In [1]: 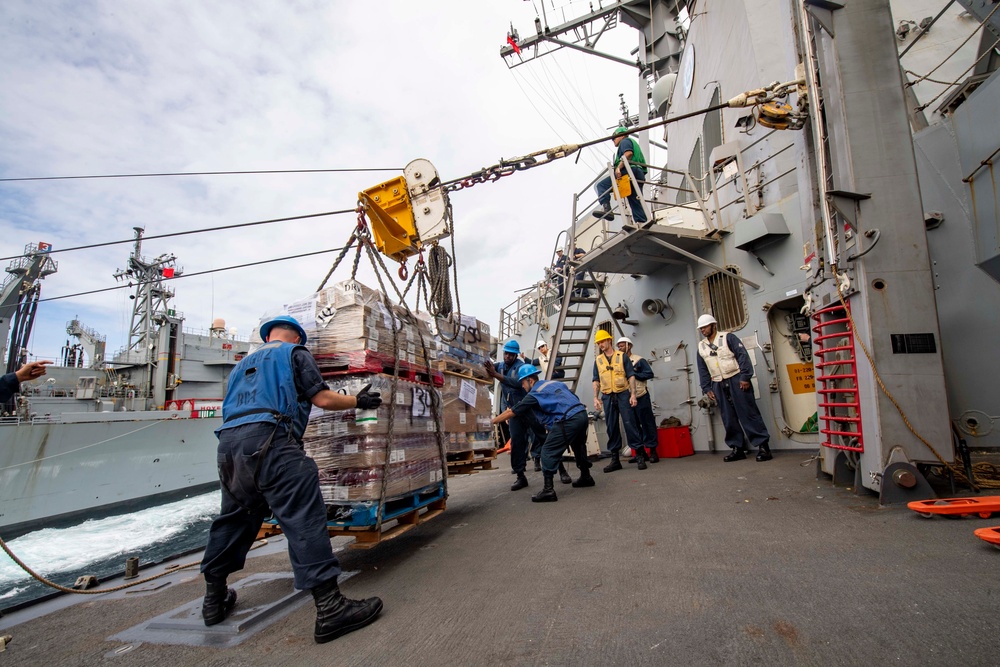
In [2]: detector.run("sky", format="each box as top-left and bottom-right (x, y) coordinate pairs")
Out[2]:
(0, 0), (644, 364)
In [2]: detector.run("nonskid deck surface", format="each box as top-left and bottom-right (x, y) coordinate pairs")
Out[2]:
(2, 451), (998, 666)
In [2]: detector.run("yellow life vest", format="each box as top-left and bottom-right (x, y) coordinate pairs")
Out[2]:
(698, 332), (741, 382)
(597, 350), (629, 394)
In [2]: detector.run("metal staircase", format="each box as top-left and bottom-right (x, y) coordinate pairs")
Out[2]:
(545, 268), (622, 392)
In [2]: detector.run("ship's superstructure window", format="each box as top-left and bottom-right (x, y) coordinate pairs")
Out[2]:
(703, 87), (723, 171)
(596, 320), (614, 338)
(701, 266), (748, 331)
(677, 136), (703, 204)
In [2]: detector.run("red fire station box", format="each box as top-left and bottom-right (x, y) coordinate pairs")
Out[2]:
(657, 426), (694, 458)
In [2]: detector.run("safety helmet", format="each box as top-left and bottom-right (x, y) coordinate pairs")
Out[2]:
(616, 336), (632, 346)
(613, 126), (630, 136)
(697, 314), (717, 328)
(594, 330), (612, 343)
(517, 364), (541, 382)
(259, 315), (308, 345)
(502, 340), (521, 354)
(536, 340), (547, 349)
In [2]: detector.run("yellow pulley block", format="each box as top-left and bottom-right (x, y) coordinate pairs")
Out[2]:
(361, 159), (450, 264)
(361, 176), (419, 263)
(757, 101), (793, 130)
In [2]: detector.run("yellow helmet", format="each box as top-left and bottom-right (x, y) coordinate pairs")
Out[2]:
(594, 330), (613, 343)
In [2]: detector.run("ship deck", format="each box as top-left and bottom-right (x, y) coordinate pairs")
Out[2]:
(2, 450), (997, 666)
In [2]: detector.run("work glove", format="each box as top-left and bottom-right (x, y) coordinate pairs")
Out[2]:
(355, 383), (382, 410)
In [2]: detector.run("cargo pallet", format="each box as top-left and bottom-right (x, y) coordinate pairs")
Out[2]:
(436, 358), (490, 382)
(446, 448), (498, 475)
(257, 482), (446, 548)
(315, 349), (444, 386)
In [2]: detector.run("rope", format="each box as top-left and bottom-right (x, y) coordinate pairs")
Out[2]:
(427, 245), (453, 317)
(0, 532), (268, 595)
(835, 287), (1000, 489)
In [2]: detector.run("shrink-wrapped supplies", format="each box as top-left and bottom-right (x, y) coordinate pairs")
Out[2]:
(281, 279), (495, 517)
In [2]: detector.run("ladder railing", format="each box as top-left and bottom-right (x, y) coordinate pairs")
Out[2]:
(812, 303), (864, 452)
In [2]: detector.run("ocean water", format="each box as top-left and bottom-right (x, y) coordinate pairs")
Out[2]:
(0, 491), (221, 611)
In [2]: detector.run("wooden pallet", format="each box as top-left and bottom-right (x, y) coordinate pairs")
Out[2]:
(446, 448), (497, 475)
(257, 497), (447, 549)
(333, 498), (447, 549)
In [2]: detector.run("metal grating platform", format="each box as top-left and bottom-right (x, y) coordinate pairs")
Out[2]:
(574, 223), (720, 276)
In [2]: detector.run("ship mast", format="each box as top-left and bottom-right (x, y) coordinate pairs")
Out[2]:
(113, 228), (183, 403)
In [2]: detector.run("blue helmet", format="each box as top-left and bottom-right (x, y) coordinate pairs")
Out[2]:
(259, 315), (308, 345)
(517, 364), (541, 382)
(502, 340), (520, 354)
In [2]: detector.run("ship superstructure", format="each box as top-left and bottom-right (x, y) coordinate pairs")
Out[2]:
(499, 0), (1000, 502)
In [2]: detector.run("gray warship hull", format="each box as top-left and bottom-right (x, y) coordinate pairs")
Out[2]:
(0, 409), (222, 538)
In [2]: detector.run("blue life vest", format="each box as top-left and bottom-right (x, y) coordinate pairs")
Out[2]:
(498, 358), (527, 409)
(218, 341), (312, 441)
(530, 380), (586, 428)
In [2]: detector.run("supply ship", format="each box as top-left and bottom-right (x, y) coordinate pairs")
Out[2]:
(0, 229), (249, 537)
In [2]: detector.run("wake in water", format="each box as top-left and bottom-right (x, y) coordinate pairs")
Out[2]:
(0, 490), (221, 609)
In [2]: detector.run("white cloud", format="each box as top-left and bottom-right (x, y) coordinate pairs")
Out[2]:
(1, 0), (640, 362)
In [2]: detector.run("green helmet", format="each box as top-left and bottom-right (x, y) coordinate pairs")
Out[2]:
(613, 127), (630, 136)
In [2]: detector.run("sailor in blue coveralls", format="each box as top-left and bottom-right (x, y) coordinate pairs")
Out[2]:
(492, 365), (595, 502)
(199, 315), (385, 644)
(484, 340), (533, 492)
(695, 314), (772, 462)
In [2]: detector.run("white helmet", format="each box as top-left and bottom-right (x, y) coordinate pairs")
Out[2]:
(536, 340), (547, 349)
(697, 314), (717, 328)
(616, 336), (632, 346)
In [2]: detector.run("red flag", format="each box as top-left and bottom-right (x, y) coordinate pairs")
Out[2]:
(162, 267), (175, 278)
(507, 34), (521, 55)
(37, 242), (52, 252)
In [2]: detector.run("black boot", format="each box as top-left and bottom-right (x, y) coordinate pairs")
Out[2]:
(533, 457), (542, 472)
(531, 473), (558, 502)
(312, 578), (383, 644)
(572, 469), (596, 488)
(603, 452), (622, 473)
(636, 447), (648, 470)
(558, 463), (573, 484)
(723, 448), (747, 462)
(756, 444), (773, 462)
(648, 447), (660, 463)
(627, 451), (638, 463)
(510, 472), (529, 491)
(202, 579), (237, 627)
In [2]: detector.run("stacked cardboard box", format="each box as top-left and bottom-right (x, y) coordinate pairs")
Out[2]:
(284, 280), (495, 511)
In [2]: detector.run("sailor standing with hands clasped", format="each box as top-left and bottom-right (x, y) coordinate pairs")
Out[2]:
(695, 314), (772, 462)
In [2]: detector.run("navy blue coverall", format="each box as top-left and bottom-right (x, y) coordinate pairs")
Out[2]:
(593, 353), (642, 455)
(201, 345), (341, 591)
(0, 372), (21, 404)
(496, 358), (531, 474)
(631, 356), (659, 451)
(512, 380), (592, 476)
(696, 333), (770, 451)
